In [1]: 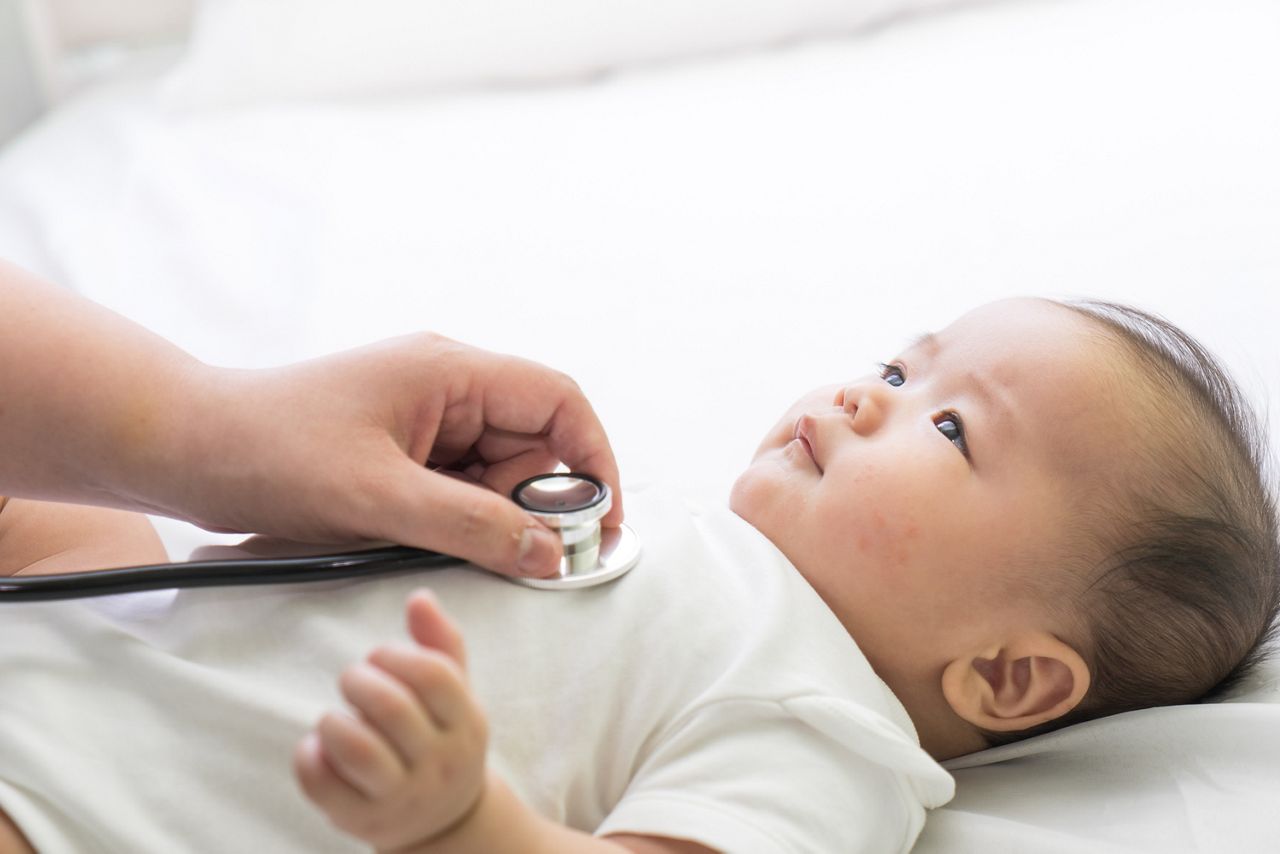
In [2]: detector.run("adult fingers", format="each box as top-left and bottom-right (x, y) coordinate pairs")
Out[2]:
(468, 426), (546, 463)
(545, 391), (624, 527)
(467, 355), (624, 527)
(464, 435), (621, 529)
(380, 463), (563, 578)
(472, 447), (563, 503)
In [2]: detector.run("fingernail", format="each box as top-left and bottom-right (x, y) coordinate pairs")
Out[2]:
(518, 524), (561, 577)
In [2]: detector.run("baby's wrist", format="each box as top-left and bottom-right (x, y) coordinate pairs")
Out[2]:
(392, 774), (490, 854)
(386, 771), (539, 854)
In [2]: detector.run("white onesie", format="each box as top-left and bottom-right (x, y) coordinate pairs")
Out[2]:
(0, 486), (954, 852)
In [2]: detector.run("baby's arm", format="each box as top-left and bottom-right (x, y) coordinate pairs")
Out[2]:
(295, 590), (713, 854)
(0, 497), (168, 577)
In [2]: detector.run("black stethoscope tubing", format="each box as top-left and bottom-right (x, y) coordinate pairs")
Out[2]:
(0, 546), (461, 602)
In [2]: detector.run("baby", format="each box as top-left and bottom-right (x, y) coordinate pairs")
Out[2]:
(0, 297), (1275, 854)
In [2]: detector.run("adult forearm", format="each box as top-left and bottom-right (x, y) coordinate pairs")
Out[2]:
(0, 261), (208, 514)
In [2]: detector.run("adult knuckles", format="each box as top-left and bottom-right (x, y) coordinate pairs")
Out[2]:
(552, 367), (584, 398)
(496, 351), (581, 398)
(402, 329), (452, 354)
(452, 491), (502, 554)
(414, 332), (474, 374)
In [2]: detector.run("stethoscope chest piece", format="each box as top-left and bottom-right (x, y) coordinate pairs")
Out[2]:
(508, 473), (641, 590)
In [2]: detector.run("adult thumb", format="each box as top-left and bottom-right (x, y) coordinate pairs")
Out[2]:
(383, 464), (563, 578)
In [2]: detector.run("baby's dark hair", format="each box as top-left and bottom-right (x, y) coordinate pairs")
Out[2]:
(981, 299), (1280, 749)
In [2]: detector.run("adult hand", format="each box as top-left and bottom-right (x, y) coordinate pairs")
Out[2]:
(171, 333), (623, 579)
(1, 263), (619, 578)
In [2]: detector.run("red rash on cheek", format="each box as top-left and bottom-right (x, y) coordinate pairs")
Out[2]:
(895, 520), (920, 568)
(851, 510), (918, 571)
(889, 526), (914, 570)
(854, 510), (887, 552)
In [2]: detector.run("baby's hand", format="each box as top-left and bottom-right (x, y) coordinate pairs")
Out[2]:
(294, 590), (488, 852)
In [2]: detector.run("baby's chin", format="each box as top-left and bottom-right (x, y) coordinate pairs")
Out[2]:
(727, 466), (759, 524)
(728, 458), (787, 534)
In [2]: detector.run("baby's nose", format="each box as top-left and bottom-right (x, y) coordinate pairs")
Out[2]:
(835, 382), (891, 436)
(834, 388), (858, 417)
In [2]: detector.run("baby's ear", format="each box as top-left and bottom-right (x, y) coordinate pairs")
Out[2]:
(940, 632), (1090, 733)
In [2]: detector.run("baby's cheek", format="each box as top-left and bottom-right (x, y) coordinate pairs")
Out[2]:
(819, 479), (922, 580)
(856, 510), (920, 575)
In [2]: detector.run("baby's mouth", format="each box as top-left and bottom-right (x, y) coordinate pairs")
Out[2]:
(793, 416), (823, 474)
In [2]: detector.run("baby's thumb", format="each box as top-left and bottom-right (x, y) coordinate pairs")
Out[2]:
(385, 463), (563, 579)
(406, 589), (467, 671)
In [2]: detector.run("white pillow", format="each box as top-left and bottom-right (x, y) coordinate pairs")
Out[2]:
(162, 0), (981, 106)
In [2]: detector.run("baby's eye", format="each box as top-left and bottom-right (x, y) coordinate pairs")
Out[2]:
(877, 362), (906, 387)
(934, 412), (969, 457)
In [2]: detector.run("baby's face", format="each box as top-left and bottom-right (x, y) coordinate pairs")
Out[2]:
(731, 298), (1129, 691)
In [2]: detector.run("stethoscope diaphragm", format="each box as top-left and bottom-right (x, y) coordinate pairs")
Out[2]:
(508, 473), (641, 590)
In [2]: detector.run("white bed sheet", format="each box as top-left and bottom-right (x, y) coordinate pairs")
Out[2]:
(1, 0), (1278, 851)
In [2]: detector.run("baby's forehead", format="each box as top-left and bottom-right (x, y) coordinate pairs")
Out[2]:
(912, 304), (1071, 393)
(934, 298), (1093, 358)
(929, 300), (1120, 385)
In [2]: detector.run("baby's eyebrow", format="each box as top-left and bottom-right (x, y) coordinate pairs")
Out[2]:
(905, 331), (941, 357)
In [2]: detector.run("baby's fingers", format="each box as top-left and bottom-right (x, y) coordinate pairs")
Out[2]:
(293, 731), (367, 820)
(367, 644), (470, 731)
(339, 662), (436, 766)
(406, 589), (467, 670)
(314, 710), (406, 799)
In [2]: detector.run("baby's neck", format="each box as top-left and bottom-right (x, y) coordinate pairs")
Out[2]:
(883, 671), (985, 762)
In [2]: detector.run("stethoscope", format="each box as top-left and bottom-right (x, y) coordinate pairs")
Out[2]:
(0, 473), (641, 602)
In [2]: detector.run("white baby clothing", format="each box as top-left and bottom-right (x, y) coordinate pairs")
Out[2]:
(0, 485), (953, 852)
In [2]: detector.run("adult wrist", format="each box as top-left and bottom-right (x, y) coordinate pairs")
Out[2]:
(104, 357), (238, 525)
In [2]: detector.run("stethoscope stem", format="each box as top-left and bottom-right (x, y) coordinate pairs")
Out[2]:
(0, 546), (458, 602)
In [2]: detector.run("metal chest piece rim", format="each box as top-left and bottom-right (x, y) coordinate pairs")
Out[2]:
(508, 473), (641, 590)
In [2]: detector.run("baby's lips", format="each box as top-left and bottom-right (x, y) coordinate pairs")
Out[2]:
(793, 414), (823, 473)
